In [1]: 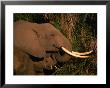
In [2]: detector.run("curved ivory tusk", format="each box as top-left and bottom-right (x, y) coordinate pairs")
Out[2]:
(50, 65), (53, 69)
(72, 50), (93, 56)
(61, 47), (90, 58)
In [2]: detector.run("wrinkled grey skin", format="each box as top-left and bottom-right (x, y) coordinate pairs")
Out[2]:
(14, 20), (72, 75)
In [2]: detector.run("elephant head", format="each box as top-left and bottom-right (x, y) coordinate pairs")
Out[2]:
(14, 20), (92, 75)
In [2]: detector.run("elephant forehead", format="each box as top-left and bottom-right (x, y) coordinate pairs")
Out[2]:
(40, 23), (72, 50)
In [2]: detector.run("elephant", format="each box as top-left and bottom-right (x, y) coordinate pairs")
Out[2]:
(14, 46), (56, 75)
(14, 20), (92, 75)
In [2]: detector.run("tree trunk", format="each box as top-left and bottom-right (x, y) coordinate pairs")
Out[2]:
(60, 13), (80, 43)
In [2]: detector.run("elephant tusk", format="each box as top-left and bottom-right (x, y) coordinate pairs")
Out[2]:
(72, 50), (93, 56)
(61, 47), (90, 58)
(50, 65), (53, 70)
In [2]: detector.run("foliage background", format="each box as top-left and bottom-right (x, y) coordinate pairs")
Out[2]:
(14, 13), (97, 75)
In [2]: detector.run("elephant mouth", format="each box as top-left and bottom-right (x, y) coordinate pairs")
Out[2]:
(61, 47), (93, 58)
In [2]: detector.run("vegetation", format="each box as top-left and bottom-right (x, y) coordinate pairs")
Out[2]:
(14, 13), (97, 75)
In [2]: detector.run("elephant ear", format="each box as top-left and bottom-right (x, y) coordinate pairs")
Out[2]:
(14, 20), (46, 59)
